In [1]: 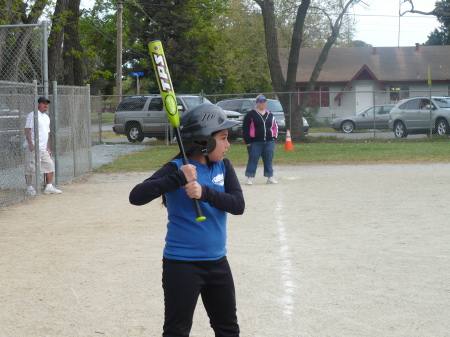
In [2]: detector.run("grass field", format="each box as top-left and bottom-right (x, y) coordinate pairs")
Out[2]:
(95, 137), (450, 172)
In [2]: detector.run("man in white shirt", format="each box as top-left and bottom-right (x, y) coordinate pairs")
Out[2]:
(23, 97), (62, 195)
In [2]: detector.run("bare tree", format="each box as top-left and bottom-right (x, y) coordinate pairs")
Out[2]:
(254, 0), (360, 140)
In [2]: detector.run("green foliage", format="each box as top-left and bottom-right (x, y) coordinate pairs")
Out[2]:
(0, 0), (51, 24)
(304, 105), (319, 118)
(75, 0), (359, 94)
(306, 118), (327, 128)
(425, 0), (450, 45)
(76, 0), (274, 95)
(348, 39), (372, 47)
(118, 0), (229, 94)
(213, 0), (272, 93)
(79, 0), (121, 93)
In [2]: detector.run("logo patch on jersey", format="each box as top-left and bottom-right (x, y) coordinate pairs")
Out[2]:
(212, 173), (224, 186)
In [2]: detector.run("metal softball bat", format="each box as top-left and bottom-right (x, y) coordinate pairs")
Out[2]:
(148, 40), (206, 222)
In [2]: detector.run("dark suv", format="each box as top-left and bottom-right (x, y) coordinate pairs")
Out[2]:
(113, 95), (243, 142)
(216, 98), (309, 135)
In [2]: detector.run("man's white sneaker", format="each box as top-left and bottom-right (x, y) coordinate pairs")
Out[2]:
(44, 186), (62, 195)
(267, 177), (278, 184)
(246, 177), (252, 185)
(26, 186), (36, 196)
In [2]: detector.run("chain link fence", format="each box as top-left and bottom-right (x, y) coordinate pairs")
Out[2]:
(91, 87), (450, 144)
(90, 95), (123, 144)
(0, 81), (91, 207)
(51, 83), (91, 186)
(0, 23), (46, 85)
(0, 23), (91, 207)
(0, 82), (35, 205)
(90, 94), (180, 145)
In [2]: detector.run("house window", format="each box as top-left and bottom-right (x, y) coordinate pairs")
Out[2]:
(390, 85), (409, 102)
(298, 87), (330, 107)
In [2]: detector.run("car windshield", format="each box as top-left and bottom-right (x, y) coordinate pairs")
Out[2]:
(357, 107), (373, 116)
(266, 100), (283, 113)
(272, 113), (284, 121)
(433, 98), (450, 108)
(183, 97), (212, 108)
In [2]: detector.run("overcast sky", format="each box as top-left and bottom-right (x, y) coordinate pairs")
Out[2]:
(352, 0), (440, 47)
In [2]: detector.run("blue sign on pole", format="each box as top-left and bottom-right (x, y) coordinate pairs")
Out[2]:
(131, 72), (144, 76)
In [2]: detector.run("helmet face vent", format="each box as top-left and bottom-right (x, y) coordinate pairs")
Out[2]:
(201, 113), (214, 121)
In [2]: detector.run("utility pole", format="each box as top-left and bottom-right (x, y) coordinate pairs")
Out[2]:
(116, 1), (123, 104)
(397, 0), (401, 47)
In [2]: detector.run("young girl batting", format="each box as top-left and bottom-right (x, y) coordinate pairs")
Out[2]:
(129, 104), (245, 337)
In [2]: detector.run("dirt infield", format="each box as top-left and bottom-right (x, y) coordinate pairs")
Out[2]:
(1, 164), (449, 337)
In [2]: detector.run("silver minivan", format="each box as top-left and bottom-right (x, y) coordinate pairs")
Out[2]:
(388, 96), (450, 138)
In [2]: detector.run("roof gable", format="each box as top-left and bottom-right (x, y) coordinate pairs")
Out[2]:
(334, 64), (386, 101)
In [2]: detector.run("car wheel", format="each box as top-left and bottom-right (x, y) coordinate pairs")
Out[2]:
(394, 121), (408, 138)
(436, 118), (449, 136)
(126, 123), (144, 142)
(341, 121), (355, 133)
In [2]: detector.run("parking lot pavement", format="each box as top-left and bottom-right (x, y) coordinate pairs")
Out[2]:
(92, 143), (150, 169)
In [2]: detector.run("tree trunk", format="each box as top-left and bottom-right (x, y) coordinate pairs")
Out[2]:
(255, 0), (286, 92)
(48, 0), (67, 84)
(63, 0), (84, 86)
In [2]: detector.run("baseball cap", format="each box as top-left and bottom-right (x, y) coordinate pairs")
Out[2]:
(256, 96), (267, 103)
(38, 97), (51, 103)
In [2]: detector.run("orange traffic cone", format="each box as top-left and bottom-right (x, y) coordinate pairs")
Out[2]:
(284, 129), (293, 151)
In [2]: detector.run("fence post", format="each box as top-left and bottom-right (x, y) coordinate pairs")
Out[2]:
(69, 87), (77, 177)
(42, 21), (49, 98)
(32, 80), (41, 192)
(87, 85), (92, 170)
(288, 91), (292, 132)
(372, 88), (376, 139)
(97, 111), (102, 144)
(53, 81), (59, 186)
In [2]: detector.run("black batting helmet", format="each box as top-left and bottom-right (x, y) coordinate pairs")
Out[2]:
(180, 103), (239, 155)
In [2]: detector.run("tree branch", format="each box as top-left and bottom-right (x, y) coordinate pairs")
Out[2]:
(400, 0), (450, 17)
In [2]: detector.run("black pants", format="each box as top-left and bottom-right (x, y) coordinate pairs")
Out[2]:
(162, 256), (240, 337)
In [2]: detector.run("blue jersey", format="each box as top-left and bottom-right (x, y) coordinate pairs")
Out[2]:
(129, 157), (244, 262)
(165, 158), (228, 260)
